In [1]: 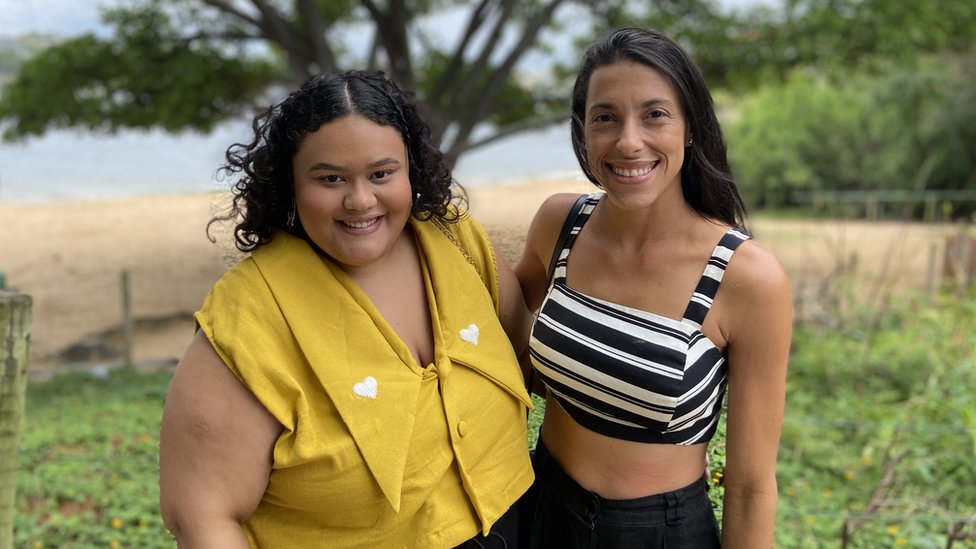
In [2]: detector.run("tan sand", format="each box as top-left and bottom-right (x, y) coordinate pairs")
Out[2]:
(0, 179), (958, 378)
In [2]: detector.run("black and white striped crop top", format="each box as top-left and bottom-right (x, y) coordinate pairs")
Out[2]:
(529, 193), (750, 445)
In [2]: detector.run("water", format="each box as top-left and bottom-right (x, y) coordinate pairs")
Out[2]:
(0, 121), (581, 202)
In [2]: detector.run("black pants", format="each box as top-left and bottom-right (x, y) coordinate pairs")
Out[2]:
(520, 439), (721, 548)
(455, 502), (520, 549)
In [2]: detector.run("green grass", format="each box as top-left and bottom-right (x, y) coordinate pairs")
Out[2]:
(773, 290), (976, 548)
(14, 368), (174, 548)
(13, 290), (976, 547)
(13, 370), (543, 548)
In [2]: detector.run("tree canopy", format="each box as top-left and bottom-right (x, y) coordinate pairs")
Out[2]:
(1, 0), (974, 170)
(0, 0), (609, 166)
(613, 0), (976, 91)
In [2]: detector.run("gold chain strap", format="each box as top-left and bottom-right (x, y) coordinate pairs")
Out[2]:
(430, 216), (481, 276)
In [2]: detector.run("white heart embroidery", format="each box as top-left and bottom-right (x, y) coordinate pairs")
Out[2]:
(353, 376), (378, 399)
(459, 324), (479, 345)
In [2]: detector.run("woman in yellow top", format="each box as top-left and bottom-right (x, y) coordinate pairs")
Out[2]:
(159, 70), (534, 548)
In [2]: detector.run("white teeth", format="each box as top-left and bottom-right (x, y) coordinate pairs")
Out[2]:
(342, 218), (378, 229)
(611, 165), (654, 177)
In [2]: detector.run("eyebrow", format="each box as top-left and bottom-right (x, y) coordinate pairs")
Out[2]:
(306, 158), (401, 172)
(588, 98), (675, 112)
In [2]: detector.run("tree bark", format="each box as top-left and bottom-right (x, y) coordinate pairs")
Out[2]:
(0, 292), (32, 548)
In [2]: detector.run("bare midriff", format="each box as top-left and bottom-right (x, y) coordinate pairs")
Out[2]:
(539, 398), (709, 500)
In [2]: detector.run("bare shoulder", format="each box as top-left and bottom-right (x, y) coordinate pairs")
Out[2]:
(723, 237), (791, 299)
(717, 236), (793, 363)
(716, 237), (792, 339)
(532, 192), (589, 230)
(520, 193), (587, 256)
(515, 192), (592, 310)
(162, 332), (281, 442)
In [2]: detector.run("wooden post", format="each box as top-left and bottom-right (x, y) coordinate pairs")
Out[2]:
(925, 243), (938, 300)
(0, 292), (32, 549)
(923, 193), (936, 223)
(813, 191), (825, 216)
(866, 193), (879, 221)
(960, 234), (973, 290)
(120, 270), (134, 370)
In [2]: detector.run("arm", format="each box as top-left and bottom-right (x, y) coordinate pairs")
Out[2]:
(719, 242), (793, 549)
(494, 245), (535, 384)
(513, 193), (583, 312)
(511, 193), (584, 393)
(159, 332), (283, 548)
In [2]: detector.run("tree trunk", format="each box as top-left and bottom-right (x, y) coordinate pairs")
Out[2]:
(0, 292), (32, 548)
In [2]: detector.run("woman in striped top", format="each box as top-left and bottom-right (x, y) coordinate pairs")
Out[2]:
(514, 28), (793, 548)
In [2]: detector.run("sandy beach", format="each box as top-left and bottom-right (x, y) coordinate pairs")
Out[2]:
(0, 177), (957, 379)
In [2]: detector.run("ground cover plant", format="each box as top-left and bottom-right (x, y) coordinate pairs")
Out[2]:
(14, 368), (173, 548)
(13, 288), (976, 547)
(773, 288), (976, 548)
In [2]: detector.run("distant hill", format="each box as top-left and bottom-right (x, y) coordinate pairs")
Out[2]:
(0, 34), (59, 85)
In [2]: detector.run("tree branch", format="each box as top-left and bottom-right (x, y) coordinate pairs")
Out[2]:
(366, 30), (381, 70)
(360, 0), (414, 90)
(428, 0), (494, 106)
(296, 0), (339, 73)
(447, 0), (516, 113)
(243, 0), (314, 81)
(446, 0), (568, 156)
(199, 0), (261, 27)
(466, 112), (568, 152)
(840, 440), (908, 548)
(947, 518), (976, 548)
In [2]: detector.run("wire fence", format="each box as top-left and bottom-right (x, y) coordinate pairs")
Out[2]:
(788, 189), (976, 222)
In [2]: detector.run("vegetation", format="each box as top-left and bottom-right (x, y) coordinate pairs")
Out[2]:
(4, 0), (974, 170)
(0, 47), (27, 74)
(0, 0), (604, 165)
(14, 369), (172, 548)
(12, 285), (976, 547)
(775, 288), (976, 547)
(725, 53), (976, 218)
(5, 0), (976, 545)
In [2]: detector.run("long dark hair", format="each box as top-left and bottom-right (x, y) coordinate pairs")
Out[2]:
(571, 27), (747, 227)
(210, 70), (463, 253)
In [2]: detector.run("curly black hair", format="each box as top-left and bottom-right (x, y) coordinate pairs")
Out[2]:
(209, 70), (464, 253)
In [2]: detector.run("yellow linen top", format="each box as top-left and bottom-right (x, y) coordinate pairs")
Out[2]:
(195, 215), (533, 548)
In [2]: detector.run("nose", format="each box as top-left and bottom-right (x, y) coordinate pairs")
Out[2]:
(343, 180), (377, 211)
(615, 118), (643, 155)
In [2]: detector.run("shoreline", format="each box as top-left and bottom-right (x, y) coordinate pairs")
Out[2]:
(0, 180), (956, 379)
(0, 179), (593, 378)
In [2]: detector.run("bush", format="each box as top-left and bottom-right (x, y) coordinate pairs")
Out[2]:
(776, 290), (976, 547)
(726, 54), (976, 218)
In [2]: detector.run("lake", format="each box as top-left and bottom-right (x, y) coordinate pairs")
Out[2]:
(0, 121), (581, 202)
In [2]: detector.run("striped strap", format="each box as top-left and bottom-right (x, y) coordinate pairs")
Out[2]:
(546, 193), (598, 282)
(682, 228), (750, 328)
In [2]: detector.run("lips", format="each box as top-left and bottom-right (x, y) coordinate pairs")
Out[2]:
(609, 161), (658, 178)
(338, 217), (381, 230)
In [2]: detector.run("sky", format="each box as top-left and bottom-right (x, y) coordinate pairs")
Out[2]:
(0, 0), (111, 38)
(0, 0), (774, 201)
(0, 0), (772, 39)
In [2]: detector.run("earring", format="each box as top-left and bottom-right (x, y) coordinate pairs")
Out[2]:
(286, 200), (296, 228)
(687, 136), (694, 147)
(413, 192), (421, 204)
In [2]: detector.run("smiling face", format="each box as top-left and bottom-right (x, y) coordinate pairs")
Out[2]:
(583, 59), (689, 209)
(291, 114), (413, 275)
